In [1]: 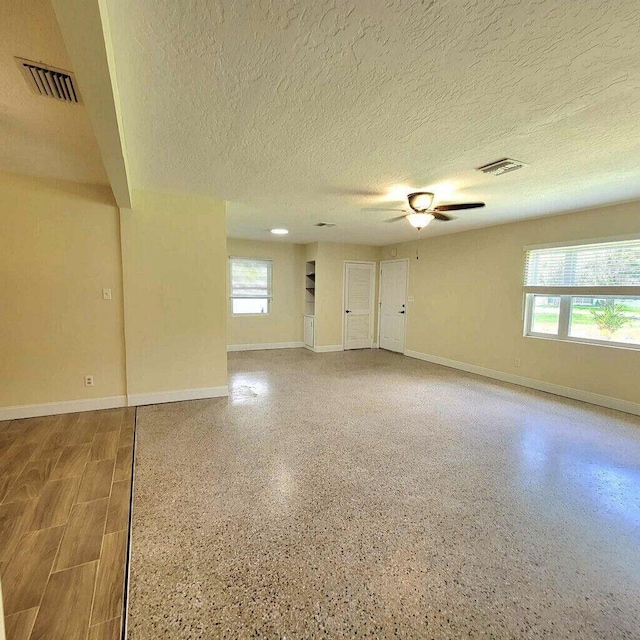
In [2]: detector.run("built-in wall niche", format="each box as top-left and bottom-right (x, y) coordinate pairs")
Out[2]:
(305, 261), (315, 316)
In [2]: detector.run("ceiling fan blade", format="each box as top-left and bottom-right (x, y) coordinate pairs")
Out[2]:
(433, 202), (485, 212)
(432, 212), (455, 221)
(384, 215), (407, 223)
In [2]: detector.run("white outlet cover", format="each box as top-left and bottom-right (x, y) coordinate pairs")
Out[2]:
(102, 288), (112, 300)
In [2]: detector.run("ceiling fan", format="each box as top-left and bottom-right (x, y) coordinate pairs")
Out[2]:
(380, 192), (485, 230)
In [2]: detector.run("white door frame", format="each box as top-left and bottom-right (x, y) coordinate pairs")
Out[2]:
(342, 261), (376, 350)
(377, 258), (409, 353)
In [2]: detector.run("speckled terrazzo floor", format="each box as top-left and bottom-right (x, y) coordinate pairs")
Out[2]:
(129, 348), (640, 639)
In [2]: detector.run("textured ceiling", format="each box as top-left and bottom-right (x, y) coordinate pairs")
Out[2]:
(0, 0), (108, 185)
(105, 0), (640, 244)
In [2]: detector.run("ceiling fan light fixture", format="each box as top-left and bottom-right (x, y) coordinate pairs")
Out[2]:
(406, 213), (433, 230)
(407, 192), (434, 212)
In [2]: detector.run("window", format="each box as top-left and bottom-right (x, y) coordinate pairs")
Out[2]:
(523, 238), (640, 348)
(229, 257), (272, 315)
(530, 296), (560, 335)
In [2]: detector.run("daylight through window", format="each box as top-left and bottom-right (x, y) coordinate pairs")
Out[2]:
(523, 239), (640, 348)
(229, 257), (272, 315)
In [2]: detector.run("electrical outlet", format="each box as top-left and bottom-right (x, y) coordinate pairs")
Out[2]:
(514, 358), (521, 368)
(84, 375), (94, 387)
(102, 288), (112, 300)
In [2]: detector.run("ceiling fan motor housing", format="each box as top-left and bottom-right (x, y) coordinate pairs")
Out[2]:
(407, 192), (434, 212)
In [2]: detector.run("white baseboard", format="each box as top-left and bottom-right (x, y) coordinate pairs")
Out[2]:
(227, 342), (303, 352)
(312, 345), (344, 353)
(1, 385), (231, 419)
(0, 395), (128, 420)
(405, 350), (640, 416)
(127, 386), (229, 407)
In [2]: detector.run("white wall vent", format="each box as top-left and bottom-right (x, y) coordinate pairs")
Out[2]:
(15, 58), (82, 104)
(315, 222), (337, 227)
(477, 158), (527, 176)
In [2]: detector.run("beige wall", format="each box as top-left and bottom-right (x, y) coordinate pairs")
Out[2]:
(120, 190), (227, 396)
(380, 202), (640, 405)
(224, 239), (381, 349)
(227, 238), (304, 346)
(1, 177), (228, 413)
(4, 169), (636, 414)
(314, 242), (381, 347)
(304, 242), (318, 262)
(0, 172), (126, 407)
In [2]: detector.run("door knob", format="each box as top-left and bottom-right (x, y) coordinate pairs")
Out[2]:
(399, 310), (405, 314)
(345, 310), (351, 313)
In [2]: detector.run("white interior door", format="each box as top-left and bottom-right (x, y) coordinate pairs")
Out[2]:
(343, 262), (375, 350)
(379, 260), (408, 353)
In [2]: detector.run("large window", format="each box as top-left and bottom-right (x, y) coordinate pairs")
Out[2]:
(229, 257), (272, 315)
(523, 238), (640, 348)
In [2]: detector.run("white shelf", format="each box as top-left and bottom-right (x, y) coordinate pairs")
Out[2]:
(305, 261), (315, 317)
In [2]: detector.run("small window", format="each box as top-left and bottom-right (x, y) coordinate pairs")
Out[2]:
(523, 238), (640, 349)
(229, 257), (272, 315)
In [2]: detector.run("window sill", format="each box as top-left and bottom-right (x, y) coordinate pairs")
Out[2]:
(525, 333), (640, 352)
(232, 313), (270, 317)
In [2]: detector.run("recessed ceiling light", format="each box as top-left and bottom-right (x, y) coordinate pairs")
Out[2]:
(270, 228), (289, 235)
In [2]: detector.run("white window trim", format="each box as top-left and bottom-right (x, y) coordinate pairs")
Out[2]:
(524, 293), (640, 351)
(231, 310), (271, 317)
(229, 257), (273, 316)
(523, 233), (640, 252)
(522, 236), (640, 350)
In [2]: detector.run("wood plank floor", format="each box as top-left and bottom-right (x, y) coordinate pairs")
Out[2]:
(1, 408), (135, 640)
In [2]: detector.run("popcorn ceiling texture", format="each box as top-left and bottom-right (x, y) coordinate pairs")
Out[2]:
(129, 349), (640, 638)
(104, 0), (640, 244)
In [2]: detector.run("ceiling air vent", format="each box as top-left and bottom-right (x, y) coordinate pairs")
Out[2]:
(16, 57), (81, 104)
(477, 158), (527, 176)
(315, 222), (337, 228)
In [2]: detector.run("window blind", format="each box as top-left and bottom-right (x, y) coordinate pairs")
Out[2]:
(230, 258), (272, 298)
(524, 239), (640, 290)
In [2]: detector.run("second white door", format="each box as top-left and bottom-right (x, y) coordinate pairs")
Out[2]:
(343, 262), (375, 350)
(379, 259), (408, 353)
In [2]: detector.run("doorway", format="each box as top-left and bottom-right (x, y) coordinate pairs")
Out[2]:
(343, 262), (376, 350)
(378, 259), (408, 353)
